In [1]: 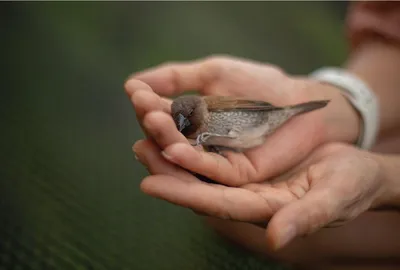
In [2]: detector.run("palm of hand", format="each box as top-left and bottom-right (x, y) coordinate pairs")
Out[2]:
(134, 137), (383, 249)
(128, 56), (335, 186)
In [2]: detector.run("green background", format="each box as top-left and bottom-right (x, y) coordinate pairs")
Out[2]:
(0, 2), (347, 269)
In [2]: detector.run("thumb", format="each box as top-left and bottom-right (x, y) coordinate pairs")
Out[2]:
(251, 113), (325, 181)
(266, 187), (339, 250)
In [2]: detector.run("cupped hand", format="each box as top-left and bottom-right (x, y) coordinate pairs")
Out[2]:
(125, 55), (361, 186)
(134, 139), (387, 250)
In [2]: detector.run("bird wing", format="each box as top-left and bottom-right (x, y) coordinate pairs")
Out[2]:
(204, 96), (278, 112)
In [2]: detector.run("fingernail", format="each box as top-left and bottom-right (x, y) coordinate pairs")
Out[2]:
(133, 151), (143, 163)
(134, 152), (149, 171)
(161, 151), (173, 161)
(276, 225), (296, 250)
(132, 146), (144, 163)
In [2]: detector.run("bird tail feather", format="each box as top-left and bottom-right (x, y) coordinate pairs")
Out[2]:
(287, 100), (330, 115)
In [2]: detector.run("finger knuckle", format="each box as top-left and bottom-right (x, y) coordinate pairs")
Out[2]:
(232, 162), (249, 186)
(288, 181), (308, 200)
(306, 164), (324, 182)
(218, 190), (234, 220)
(210, 205), (229, 220)
(156, 61), (182, 88)
(204, 54), (231, 65)
(200, 56), (226, 79)
(124, 78), (151, 94)
(209, 198), (232, 220)
(264, 63), (286, 77)
(208, 155), (222, 181)
(159, 61), (179, 68)
(320, 143), (348, 155)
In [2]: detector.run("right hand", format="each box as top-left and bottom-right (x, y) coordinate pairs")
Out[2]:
(125, 55), (361, 186)
(134, 140), (388, 251)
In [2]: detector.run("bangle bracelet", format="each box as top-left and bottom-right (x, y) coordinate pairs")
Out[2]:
(309, 67), (379, 150)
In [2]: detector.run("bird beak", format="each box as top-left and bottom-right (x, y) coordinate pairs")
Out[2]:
(177, 113), (189, 132)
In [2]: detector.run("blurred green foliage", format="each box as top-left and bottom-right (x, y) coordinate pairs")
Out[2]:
(0, 2), (347, 269)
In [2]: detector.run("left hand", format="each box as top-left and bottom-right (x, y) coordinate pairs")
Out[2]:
(125, 56), (360, 186)
(133, 139), (389, 250)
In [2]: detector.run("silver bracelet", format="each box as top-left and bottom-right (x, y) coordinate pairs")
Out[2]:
(309, 67), (379, 150)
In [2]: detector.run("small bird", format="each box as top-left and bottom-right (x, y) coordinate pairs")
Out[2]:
(171, 95), (330, 155)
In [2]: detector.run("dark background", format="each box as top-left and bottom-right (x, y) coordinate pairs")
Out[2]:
(0, 2), (348, 269)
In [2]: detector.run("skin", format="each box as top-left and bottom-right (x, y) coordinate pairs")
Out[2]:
(126, 56), (360, 187)
(204, 136), (400, 269)
(124, 40), (400, 268)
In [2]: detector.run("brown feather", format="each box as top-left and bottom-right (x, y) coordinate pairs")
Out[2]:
(203, 96), (278, 112)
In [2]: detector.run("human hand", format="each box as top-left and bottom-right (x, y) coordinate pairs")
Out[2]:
(125, 55), (361, 186)
(133, 140), (388, 250)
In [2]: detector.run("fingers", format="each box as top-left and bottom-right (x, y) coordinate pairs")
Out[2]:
(124, 78), (153, 98)
(133, 139), (195, 182)
(128, 84), (246, 188)
(249, 114), (325, 181)
(133, 135), (303, 225)
(132, 90), (171, 126)
(134, 138), (280, 222)
(140, 109), (257, 186)
(125, 79), (172, 139)
(142, 111), (189, 149)
(140, 174), (283, 222)
(162, 143), (256, 186)
(265, 143), (380, 250)
(266, 184), (339, 250)
(127, 59), (213, 96)
(141, 110), (249, 186)
(125, 79), (173, 108)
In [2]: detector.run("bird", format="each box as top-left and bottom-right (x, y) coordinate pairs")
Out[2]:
(170, 95), (330, 156)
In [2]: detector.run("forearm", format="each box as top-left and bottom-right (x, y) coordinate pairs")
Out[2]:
(345, 41), (400, 139)
(372, 134), (400, 154)
(344, 1), (400, 140)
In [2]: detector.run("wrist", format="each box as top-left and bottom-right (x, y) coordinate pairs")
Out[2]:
(323, 84), (361, 144)
(309, 67), (380, 150)
(304, 81), (361, 145)
(345, 40), (400, 138)
(373, 154), (400, 209)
